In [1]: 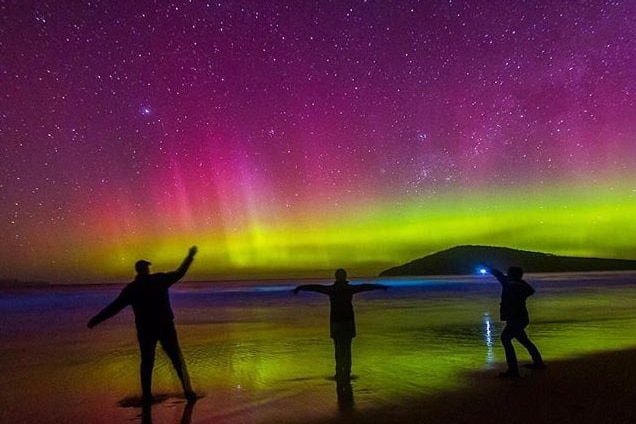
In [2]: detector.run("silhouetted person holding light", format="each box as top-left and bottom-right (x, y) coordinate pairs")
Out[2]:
(483, 265), (544, 377)
(88, 246), (198, 403)
(294, 268), (387, 382)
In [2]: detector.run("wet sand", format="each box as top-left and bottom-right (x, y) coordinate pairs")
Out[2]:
(112, 347), (636, 424)
(264, 348), (636, 424)
(1, 274), (636, 423)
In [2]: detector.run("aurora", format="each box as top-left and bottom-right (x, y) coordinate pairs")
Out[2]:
(1, 1), (635, 283)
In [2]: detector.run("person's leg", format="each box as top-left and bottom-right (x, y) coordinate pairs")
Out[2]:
(333, 338), (343, 379)
(159, 324), (194, 398)
(333, 337), (352, 381)
(138, 336), (158, 402)
(516, 329), (544, 366)
(341, 337), (352, 379)
(500, 323), (519, 376)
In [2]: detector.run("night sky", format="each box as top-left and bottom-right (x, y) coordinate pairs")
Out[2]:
(2, 1), (636, 282)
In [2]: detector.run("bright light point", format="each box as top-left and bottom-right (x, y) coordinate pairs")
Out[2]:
(478, 267), (487, 275)
(140, 106), (151, 115)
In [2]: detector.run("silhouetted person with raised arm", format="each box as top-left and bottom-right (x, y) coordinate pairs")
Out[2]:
(88, 246), (199, 404)
(294, 268), (387, 382)
(483, 265), (544, 377)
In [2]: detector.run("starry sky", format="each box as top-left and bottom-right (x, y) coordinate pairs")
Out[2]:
(1, 0), (636, 283)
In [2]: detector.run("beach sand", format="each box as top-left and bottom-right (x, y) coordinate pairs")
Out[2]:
(2, 276), (636, 423)
(113, 347), (636, 424)
(263, 348), (636, 424)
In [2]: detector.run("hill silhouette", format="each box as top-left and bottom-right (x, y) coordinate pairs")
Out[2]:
(379, 245), (636, 276)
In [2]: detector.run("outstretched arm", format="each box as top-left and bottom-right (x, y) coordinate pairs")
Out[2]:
(293, 284), (330, 295)
(483, 265), (507, 286)
(87, 293), (129, 328)
(351, 283), (388, 294)
(167, 246), (198, 286)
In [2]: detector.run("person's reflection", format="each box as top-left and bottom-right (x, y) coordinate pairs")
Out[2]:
(141, 404), (152, 424)
(336, 380), (354, 411)
(141, 400), (196, 424)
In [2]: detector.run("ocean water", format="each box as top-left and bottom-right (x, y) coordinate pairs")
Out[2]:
(1, 272), (636, 423)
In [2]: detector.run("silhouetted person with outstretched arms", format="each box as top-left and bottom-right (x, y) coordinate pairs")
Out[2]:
(88, 246), (199, 403)
(293, 268), (387, 382)
(483, 265), (544, 377)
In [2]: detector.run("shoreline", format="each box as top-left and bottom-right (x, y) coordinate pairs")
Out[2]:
(3, 269), (636, 289)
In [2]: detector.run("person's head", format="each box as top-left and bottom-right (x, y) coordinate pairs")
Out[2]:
(135, 259), (151, 276)
(335, 268), (347, 283)
(507, 266), (523, 280)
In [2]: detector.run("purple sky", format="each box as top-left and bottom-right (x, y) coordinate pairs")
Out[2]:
(2, 1), (636, 282)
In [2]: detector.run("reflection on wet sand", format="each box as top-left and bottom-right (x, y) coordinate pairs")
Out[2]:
(336, 380), (354, 411)
(483, 312), (495, 366)
(282, 348), (636, 424)
(140, 399), (196, 424)
(3, 274), (636, 423)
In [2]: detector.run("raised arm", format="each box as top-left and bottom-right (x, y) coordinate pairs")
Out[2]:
(166, 246), (198, 286)
(351, 283), (388, 294)
(87, 292), (129, 328)
(484, 265), (507, 286)
(293, 284), (330, 295)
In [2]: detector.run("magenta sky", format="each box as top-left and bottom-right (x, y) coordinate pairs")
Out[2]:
(1, 1), (635, 282)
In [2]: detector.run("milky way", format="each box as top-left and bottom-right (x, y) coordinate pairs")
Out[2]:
(1, 1), (635, 282)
